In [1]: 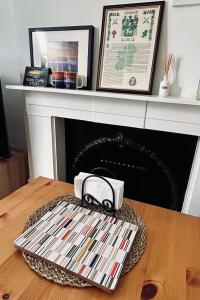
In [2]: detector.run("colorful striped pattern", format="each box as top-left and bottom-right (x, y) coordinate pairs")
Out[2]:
(14, 202), (138, 292)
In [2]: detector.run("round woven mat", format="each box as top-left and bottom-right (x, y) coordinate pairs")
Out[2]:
(22, 195), (147, 287)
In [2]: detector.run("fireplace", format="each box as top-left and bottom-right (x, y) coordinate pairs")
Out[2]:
(65, 119), (197, 211)
(6, 85), (200, 216)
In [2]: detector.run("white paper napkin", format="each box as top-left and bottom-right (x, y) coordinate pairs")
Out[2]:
(74, 172), (124, 210)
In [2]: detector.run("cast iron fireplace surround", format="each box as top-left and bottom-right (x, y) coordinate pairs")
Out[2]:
(65, 119), (197, 211)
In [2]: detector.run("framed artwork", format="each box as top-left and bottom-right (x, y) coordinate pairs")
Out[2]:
(97, 2), (165, 94)
(29, 26), (94, 90)
(173, 0), (200, 6)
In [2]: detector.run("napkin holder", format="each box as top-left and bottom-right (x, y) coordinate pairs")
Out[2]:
(81, 174), (116, 216)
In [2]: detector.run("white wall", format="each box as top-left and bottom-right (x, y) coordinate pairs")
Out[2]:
(0, 0), (200, 150)
(0, 0), (26, 150)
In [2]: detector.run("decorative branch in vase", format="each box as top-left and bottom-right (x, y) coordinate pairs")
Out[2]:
(159, 54), (173, 97)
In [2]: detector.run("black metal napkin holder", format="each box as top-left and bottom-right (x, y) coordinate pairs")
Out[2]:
(81, 174), (116, 216)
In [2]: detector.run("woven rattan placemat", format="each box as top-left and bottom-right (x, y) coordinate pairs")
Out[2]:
(22, 195), (147, 287)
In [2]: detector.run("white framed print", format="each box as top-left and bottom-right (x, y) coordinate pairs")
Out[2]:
(29, 26), (94, 90)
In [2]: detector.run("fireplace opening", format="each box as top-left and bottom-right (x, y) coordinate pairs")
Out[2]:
(65, 119), (197, 211)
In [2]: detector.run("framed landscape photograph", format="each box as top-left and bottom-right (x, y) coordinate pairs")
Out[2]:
(23, 66), (49, 87)
(29, 26), (94, 90)
(97, 1), (165, 94)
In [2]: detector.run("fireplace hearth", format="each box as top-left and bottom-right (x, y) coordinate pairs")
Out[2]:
(65, 119), (197, 211)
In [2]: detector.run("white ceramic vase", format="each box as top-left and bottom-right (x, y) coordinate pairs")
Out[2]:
(159, 75), (169, 97)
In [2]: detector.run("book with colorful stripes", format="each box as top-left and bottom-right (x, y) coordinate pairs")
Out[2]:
(13, 201), (138, 292)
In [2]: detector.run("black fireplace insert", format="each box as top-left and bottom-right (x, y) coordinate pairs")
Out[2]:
(65, 119), (197, 211)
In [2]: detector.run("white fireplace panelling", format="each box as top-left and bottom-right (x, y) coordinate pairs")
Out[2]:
(6, 85), (200, 216)
(28, 115), (55, 178)
(146, 102), (200, 136)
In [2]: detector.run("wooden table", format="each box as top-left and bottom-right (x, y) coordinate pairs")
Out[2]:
(0, 177), (200, 300)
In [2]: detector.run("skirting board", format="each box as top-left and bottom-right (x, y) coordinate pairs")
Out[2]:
(173, 0), (200, 6)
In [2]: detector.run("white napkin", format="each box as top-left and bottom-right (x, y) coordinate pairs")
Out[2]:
(74, 172), (124, 210)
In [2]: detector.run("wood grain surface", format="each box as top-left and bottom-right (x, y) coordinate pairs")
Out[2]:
(0, 150), (29, 200)
(0, 177), (200, 300)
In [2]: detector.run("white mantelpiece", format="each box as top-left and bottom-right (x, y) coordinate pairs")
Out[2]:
(6, 85), (200, 216)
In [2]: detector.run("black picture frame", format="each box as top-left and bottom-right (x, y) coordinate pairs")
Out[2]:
(97, 1), (165, 95)
(29, 26), (94, 90)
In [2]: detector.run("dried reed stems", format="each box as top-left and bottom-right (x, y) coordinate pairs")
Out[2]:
(164, 54), (173, 76)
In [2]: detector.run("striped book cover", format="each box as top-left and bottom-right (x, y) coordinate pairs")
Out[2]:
(13, 201), (138, 292)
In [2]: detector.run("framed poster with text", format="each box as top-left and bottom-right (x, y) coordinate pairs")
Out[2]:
(97, 2), (165, 94)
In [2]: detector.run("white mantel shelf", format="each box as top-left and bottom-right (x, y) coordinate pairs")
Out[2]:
(6, 84), (200, 217)
(6, 85), (200, 106)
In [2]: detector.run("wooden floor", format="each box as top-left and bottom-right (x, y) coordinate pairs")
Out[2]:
(0, 150), (29, 200)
